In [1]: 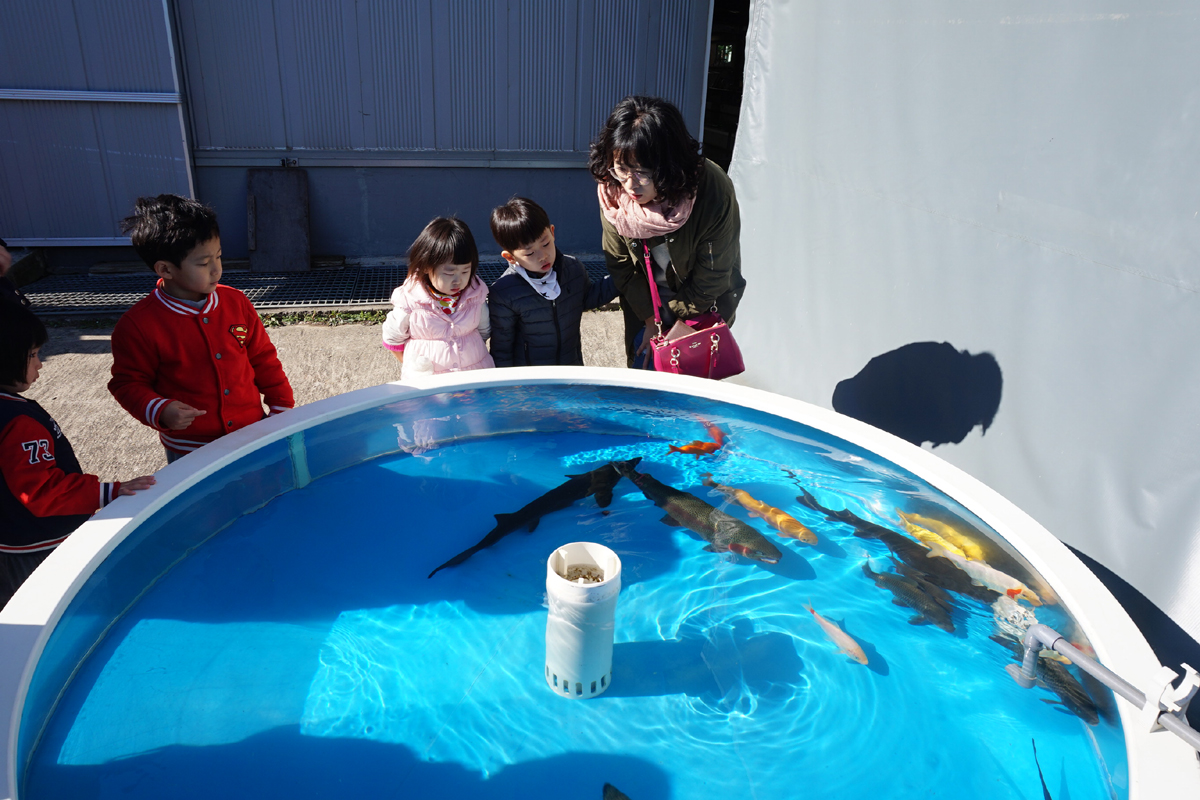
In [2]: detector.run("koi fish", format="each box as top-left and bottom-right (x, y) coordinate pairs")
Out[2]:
(992, 635), (1099, 725)
(702, 421), (728, 448)
(861, 561), (955, 633)
(806, 601), (868, 665)
(613, 462), (783, 565)
(896, 510), (986, 561)
(925, 542), (1042, 605)
(702, 475), (817, 544)
(427, 458), (640, 577)
(897, 516), (969, 560)
(668, 440), (721, 458)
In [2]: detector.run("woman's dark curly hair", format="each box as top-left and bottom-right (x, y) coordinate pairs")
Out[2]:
(588, 96), (704, 208)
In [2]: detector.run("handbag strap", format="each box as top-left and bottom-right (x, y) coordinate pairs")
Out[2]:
(643, 244), (665, 340)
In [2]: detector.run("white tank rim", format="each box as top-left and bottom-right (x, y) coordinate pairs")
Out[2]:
(2, 366), (1196, 797)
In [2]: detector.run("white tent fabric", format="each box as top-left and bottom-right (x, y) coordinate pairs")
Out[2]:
(729, 2), (1200, 642)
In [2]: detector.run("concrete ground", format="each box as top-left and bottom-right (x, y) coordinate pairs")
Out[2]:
(28, 309), (627, 481)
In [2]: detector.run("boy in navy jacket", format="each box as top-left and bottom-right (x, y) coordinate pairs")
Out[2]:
(488, 197), (615, 366)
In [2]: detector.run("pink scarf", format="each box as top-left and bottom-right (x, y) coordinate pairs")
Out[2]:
(598, 183), (696, 239)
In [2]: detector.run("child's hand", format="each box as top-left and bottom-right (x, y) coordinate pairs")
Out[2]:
(161, 401), (206, 430)
(117, 475), (157, 496)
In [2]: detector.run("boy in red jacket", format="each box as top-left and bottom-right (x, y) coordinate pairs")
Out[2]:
(1, 300), (155, 607)
(109, 195), (294, 462)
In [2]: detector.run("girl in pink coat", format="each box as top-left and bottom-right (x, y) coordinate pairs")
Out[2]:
(382, 217), (495, 381)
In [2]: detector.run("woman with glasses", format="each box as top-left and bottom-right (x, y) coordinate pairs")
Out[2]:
(589, 95), (746, 368)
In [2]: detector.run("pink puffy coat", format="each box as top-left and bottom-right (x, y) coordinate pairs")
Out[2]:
(382, 276), (494, 381)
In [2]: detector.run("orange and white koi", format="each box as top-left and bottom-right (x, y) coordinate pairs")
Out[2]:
(897, 510), (986, 561)
(806, 602), (868, 665)
(702, 475), (818, 544)
(926, 542), (1042, 605)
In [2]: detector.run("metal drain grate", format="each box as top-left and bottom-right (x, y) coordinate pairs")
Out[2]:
(24, 257), (609, 316)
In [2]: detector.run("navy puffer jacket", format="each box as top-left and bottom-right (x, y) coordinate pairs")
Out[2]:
(488, 251), (616, 367)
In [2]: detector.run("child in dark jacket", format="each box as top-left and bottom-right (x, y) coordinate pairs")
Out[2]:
(0, 300), (155, 607)
(487, 197), (616, 367)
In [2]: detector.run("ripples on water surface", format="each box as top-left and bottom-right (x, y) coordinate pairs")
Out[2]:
(27, 402), (1126, 799)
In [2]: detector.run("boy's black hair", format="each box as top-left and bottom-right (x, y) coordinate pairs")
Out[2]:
(121, 194), (221, 269)
(0, 299), (47, 388)
(406, 217), (479, 291)
(588, 95), (704, 208)
(490, 197), (552, 253)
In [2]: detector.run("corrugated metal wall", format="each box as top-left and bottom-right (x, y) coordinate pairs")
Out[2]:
(182, 0), (712, 166)
(2, 0), (712, 253)
(0, 0), (192, 244)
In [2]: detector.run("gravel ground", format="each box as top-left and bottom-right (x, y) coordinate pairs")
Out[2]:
(27, 309), (627, 481)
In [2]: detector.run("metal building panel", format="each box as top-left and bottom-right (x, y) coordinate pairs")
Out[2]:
(0, 0), (89, 90)
(275, 0), (363, 150)
(0, 101), (186, 239)
(574, 0), (646, 152)
(73, 0), (177, 92)
(359, 0), (434, 150)
(506, 0), (579, 152)
(432, 0), (497, 151)
(92, 103), (192, 222)
(655, 0), (696, 109)
(0, 0), (174, 92)
(175, 0), (287, 149)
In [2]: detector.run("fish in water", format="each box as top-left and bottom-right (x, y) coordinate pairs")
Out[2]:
(613, 462), (783, 565)
(992, 634), (1099, 725)
(861, 561), (955, 633)
(427, 458), (640, 577)
(879, 528), (1000, 604)
(602, 784), (632, 800)
(896, 516), (969, 560)
(889, 557), (959, 612)
(702, 475), (817, 544)
(701, 420), (728, 448)
(896, 510), (986, 561)
(794, 487), (897, 540)
(1032, 739), (1053, 800)
(925, 542), (1042, 606)
(806, 601), (868, 664)
(668, 440), (721, 458)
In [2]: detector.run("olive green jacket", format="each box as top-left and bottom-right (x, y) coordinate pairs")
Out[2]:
(600, 159), (746, 327)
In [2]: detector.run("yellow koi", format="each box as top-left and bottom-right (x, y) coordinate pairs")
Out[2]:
(897, 511), (986, 561)
(897, 517), (968, 560)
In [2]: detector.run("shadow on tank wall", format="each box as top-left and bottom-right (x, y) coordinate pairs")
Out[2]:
(832, 341), (1003, 448)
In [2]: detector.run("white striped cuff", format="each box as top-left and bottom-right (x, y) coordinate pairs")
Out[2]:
(144, 397), (170, 428)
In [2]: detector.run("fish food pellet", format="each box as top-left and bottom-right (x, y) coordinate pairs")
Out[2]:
(563, 565), (605, 583)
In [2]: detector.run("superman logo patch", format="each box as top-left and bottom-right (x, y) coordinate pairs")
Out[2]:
(229, 324), (250, 345)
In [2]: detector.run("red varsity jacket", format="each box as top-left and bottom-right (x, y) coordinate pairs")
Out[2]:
(108, 283), (294, 455)
(0, 392), (117, 552)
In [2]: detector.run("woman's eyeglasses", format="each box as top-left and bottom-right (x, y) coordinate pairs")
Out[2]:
(609, 165), (652, 186)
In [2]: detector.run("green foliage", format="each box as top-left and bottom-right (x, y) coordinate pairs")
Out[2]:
(258, 309), (388, 328)
(41, 309), (388, 329)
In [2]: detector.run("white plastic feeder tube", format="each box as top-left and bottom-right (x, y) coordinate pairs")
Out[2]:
(545, 542), (622, 699)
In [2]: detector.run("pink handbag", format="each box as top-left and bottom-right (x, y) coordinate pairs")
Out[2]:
(642, 245), (745, 380)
